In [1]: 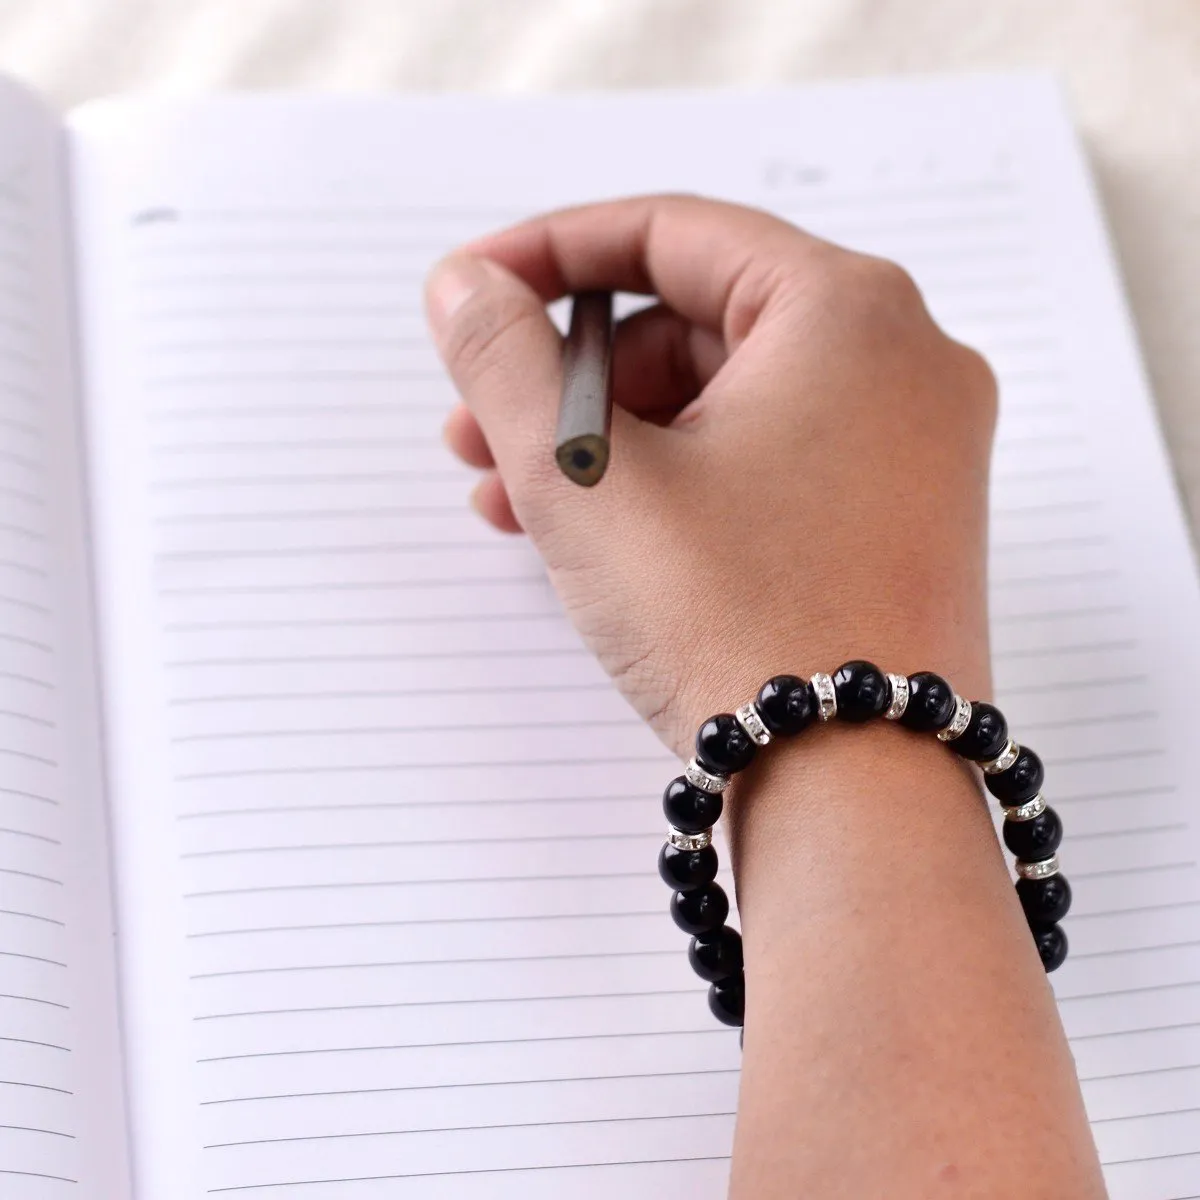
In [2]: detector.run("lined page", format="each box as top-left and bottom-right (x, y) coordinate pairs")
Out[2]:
(0, 80), (130, 1195)
(70, 79), (1200, 1198)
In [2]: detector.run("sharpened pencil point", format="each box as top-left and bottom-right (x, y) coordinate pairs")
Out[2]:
(555, 292), (614, 487)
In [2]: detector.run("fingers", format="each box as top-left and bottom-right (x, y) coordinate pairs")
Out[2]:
(441, 302), (724, 500)
(425, 254), (563, 487)
(443, 402), (494, 468)
(470, 471), (522, 534)
(464, 194), (831, 346)
(611, 304), (726, 424)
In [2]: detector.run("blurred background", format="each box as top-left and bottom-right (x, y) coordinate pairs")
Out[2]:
(1, 0), (1197, 523)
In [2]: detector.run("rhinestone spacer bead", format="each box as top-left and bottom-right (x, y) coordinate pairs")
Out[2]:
(1003, 793), (1047, 822)
(810, 672), (837, 721)
(684, 758), (729, 794)
(734, 702), (772, 747)
(667, 826), (712, 851)
(983, 739), (1020, 775)
(884, 673), (910, 721)
(1015, 854), (1060, 881)
(937, 694), (972, 742)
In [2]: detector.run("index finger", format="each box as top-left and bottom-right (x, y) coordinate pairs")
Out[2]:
(463, 194), (832, 346)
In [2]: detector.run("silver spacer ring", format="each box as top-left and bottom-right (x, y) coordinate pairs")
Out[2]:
(667, 826), (712, 851)
(734, 702), (772, 747)
(884, 673), (910, 721)
(684, 758), (729, 794)
(1003, 793), (1047, 822)
(1015, 854), (1060, 881)
(937, 695), (972, 742)
(983, 739), (1020, 775)
(810, 672), (837, 721)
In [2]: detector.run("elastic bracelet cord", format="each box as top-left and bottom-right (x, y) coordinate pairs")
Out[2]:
(658, 660), (1070, 1031)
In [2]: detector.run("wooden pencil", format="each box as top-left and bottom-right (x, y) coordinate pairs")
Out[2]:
(555, 291), (614, 487)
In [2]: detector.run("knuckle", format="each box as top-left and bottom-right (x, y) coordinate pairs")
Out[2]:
(846, 254), (923, 314)
(952, 341), (999, 419)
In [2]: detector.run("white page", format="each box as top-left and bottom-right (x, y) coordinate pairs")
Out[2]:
(69, 78), (1200, 1198)
(0, 79), (130, 1196)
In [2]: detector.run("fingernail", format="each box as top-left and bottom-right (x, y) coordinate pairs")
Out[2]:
(426, 255), (494, 332)
(468, 480), (487, 519)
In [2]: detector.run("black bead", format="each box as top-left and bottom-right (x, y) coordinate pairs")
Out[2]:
(688, 926), (743, 982)
(984, 748), (1045, 805)
(1003, 808), (1063, 862)
(1017, 874), (1072, 929)
(695, 714), (757, 775)
(899, 671), (957, 732)
(949, 701), (1008, 761)
(657, 843), (718, 892)
(831, 660), (890, 722)
(1034, 924), (1069, 972)
(662, 777), (723, 834)
(708, 976), (745, 1026)
(670, 882), (729, 935)
(756, 675), (817, 737)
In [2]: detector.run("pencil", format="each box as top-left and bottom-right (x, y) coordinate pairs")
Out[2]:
(555, 291), (614, 487)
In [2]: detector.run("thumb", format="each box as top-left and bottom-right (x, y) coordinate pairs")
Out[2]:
(425, 253), (564, 503)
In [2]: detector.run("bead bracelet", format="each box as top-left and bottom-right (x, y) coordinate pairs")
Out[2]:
(657, 661), (1070, 1030)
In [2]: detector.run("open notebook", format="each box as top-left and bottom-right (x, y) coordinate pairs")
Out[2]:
(2, 71), (1198, 1197)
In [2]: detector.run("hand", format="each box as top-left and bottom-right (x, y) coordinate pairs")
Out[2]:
(426, 197), (1107, 1199)
(425, 195), (997, 756)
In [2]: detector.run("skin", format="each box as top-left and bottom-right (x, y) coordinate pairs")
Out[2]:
(424, 195), (1109, 1199)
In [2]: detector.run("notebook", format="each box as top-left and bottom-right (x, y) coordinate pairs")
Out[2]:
(2, 70), (1198, 1198)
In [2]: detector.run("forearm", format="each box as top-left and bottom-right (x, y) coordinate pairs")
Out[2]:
(727, 727), (1106, 1198)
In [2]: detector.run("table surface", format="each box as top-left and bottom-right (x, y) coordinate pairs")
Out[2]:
(5, 0), (1198, 531)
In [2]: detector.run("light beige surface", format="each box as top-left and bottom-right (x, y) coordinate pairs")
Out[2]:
(2, 0), (1197, 523)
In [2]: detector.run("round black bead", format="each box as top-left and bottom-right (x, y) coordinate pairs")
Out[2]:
(662, 777), (723, 834)
(949, 701), (1008, 761)
(832, 660), (890, 722)
(1003, 808), (1063, 862)
(1017, 874), (1072, 929)
(657, 843), (718, 892)
(1034, 924), (1069, 972)
(984, 748), (1045, 805)
(708, 976), (745, 1026)
(755, 675), (817, 737)
(670, 882), (729, 935)
(899, 671), (957, 732)
(688, 926), (743, 983)
(695, 714), (757, 775)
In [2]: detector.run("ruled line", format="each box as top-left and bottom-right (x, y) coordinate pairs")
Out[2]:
(194, 987), (695, 1021)
(190, 947), (677, 980)
(187, 908), (661, 940)
(1070, 936), (1200, 960)
(1059, 979), (1200, 1004)
(0, 1169), (77, 1183)
(206, 1154), (732, 1193)
(197, 1025), (728, 1063)
(182, 869), (647, 899)
(1070, 1019), (1200, 1042)
(176, 790), (645, 819)
(167, 680), (612, 708)
(0, 993), (68, 1012)
(169, 716), (638, 746)
(162, 611), (560, 633)
(0, 1124), (74, 1138)
(158, 574), (546, 599)
(172, 755), (665, 783)
(204, 1108), (739, 1150)
(150, 468), (469, 492)
(155, 538), (511, 564)
(200, 1065), (741, 1107)
(179, 829), (653, 858)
